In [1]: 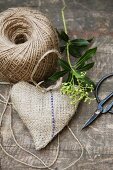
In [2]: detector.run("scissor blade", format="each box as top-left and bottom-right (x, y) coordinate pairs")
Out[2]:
(82, 111), (101, 129)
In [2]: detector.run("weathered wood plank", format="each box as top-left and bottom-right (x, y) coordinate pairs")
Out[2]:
(1, 0), (113, 170)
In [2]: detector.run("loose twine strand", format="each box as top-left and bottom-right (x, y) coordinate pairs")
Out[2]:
(0, 49), (84, 169)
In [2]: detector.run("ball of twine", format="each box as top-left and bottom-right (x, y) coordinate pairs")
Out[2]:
(0, 7), (59, 83)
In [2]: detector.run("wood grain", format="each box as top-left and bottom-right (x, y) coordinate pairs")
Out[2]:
(1, 0), (113, 169)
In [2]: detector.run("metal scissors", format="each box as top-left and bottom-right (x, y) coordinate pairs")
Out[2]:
(82, 73), (113, 129)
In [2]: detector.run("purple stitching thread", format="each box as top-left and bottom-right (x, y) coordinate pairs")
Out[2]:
(50, 91), (55, 138)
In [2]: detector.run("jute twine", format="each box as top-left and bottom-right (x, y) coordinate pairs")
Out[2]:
(0, 7), (59, 83)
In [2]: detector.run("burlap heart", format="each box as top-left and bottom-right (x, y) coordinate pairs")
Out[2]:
(11, 81), (79, 150)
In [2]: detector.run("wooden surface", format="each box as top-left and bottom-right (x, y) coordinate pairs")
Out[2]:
(1, 0), (113, 169)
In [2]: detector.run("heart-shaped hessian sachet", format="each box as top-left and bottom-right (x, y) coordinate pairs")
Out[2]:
(11, 81), (79, 150)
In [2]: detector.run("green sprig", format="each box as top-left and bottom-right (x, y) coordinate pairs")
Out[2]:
(48, 3), (97, 105)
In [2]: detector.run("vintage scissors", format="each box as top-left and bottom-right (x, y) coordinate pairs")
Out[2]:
(82, 73), (113, 129)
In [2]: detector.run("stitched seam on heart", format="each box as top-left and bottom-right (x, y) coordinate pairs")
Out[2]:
(50, 91), (55, 138)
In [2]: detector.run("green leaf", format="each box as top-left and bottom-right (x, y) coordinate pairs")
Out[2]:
(49, 70), (68, 81)
(75, 47), (97, 68)
(70, 39), (90, 47)
(77, 62), (94, 71)
(81, 76), (95, 88)
(58, 59), (71, 71)
(66, 72), (72, 82)
(69, 45), (82, 57)
(87, 37), (94, 43)
(72, 70), (83, 79)
(72, 70), (95, 87)
(69, 43), (90, 58)
(58, 30), (69, 42)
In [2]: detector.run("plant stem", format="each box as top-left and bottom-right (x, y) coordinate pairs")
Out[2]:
(66, 43), (72, 68)
(61, 4), (67, 34)
(61, 1), (74, 71)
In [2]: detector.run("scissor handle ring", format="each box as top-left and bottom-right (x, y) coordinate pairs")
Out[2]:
(95, 73), (113, 114)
